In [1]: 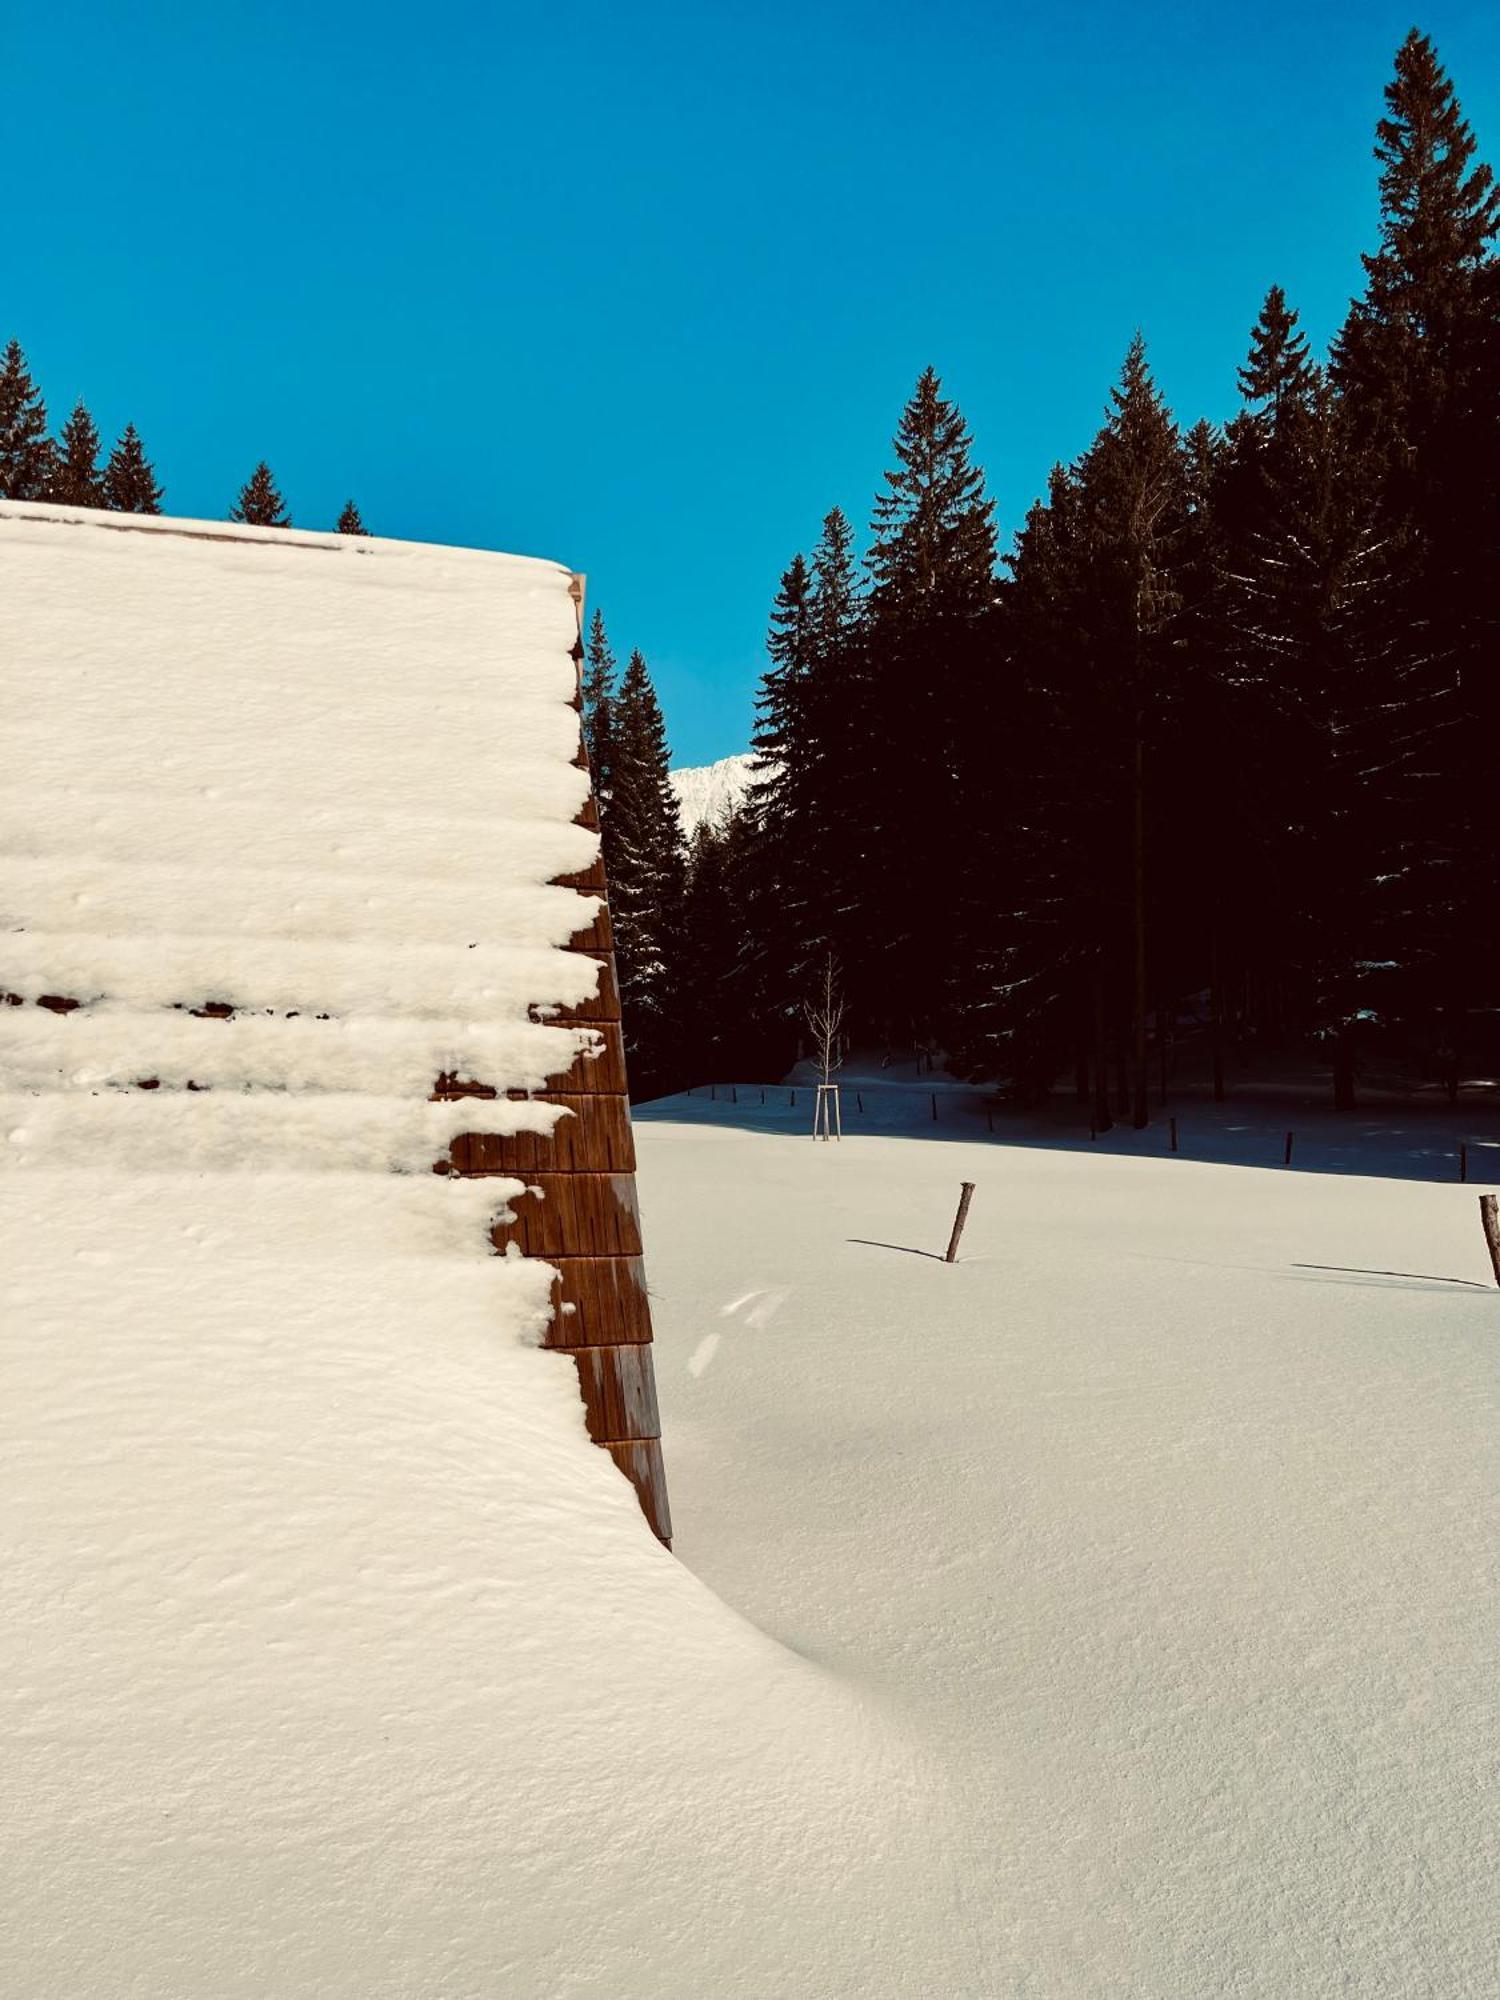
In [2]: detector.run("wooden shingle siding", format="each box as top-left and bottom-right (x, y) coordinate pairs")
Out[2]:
(444, 1094), (636, 1175)
(443, 597), (670, 1546)
(491, 1173), (644, 1258)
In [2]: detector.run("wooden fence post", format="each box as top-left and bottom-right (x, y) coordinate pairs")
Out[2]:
(945, 1182), (976, 1264)
(1480, 1193), (1500, 1289)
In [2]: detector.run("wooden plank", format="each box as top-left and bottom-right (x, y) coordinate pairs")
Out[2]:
(548, 1021), (628, 1095)
(444, 1092), (635, 1174)
(566, 899), (614, 954)
(530, 950), (620, 1024)
(541, 1257), (654, 1347)
(569, 1343), (662, 1444)
(492, 1172), (643, 1257)
(602, 1438), (672, 1545)
(552, 851), (608, 895)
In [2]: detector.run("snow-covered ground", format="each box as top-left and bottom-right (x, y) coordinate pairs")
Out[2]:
(7, 504), (1496, 1995)
(3, 1171), (969, 1999)
(669, 749), (754, 835)
(636, 1077), (1500, 1997)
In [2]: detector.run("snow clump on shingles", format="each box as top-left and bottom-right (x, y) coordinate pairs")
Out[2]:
(0, 501), (607, 1171)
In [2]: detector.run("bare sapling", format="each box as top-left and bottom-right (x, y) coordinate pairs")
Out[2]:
(804, 953), (846, 1142)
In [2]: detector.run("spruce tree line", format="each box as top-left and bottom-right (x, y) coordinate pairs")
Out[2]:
(581, 610), (689, 1096)
(674, 29), (1499, 1118)
(0, 340), (364, 531)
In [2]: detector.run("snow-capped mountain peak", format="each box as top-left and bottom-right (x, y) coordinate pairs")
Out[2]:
(670, 751), (755, 836)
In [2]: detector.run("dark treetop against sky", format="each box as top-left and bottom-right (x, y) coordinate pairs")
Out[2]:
(14, 0), (1499, 762)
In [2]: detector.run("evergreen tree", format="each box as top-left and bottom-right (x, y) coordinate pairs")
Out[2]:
(101, 424), (163, 515)
(605, 649), (687, 1095)
(231, 461), (290, 526)
(980, 341), (1185, 1127)
(862, 369), (997, 1040)
(46, 400), (104, 507)
(336, 499), (367, 534)
(1334, 29), (1500, 1089)
(581, 609), (618, 803)
(1237, 285), (1316, 418)
(748, 551), (814, 831)
(0, 339), (55, 500)
(681, 808), (753, 1082)
(1241, 381), (1398, 1106)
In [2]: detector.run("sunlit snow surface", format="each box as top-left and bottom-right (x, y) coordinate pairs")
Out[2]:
(0, 507), (964, 1998)
(639, 1078), (1500, 1997)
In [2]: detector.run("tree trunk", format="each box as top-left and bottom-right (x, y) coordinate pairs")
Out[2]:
(1332, 1026), (1356, 1112)
(1210, 928), (1226, 1103)
(1092, 973), (1113, 1134)
(1131, 728), (1149, 1129)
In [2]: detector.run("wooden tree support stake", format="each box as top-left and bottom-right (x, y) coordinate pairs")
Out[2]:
(1480, 1193), (1500, 1290)
(945, 1182), (976, 1264)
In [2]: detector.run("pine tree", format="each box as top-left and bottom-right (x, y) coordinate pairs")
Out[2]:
(862, 369), (998, 1041)
(581, 609), (618, 804)
(46, 400), (104, 507)
(681, 808), (751, 1082)
(748, 551), (814, 830)
(605, 650), (687, 1095)
(1238, 285), (1316, 419)
(1334, 29), (1500, 1091)
(102, 424), (163, 515)
(231, 461), (290, 527)
(0, 339), (55, 500)
(981, 341), (1186, 1127)
(336, 499), (367, 534)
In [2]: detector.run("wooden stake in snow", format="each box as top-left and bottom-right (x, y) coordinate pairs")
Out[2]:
(813, 1082), (843, 1141)
(945, 1182), (976, 1264)
(803, 953), (846, 1144)
(930, 1091), (938, 1122)
(1170, 1116), (1178, 1154)
(1284, 1130), (1294, 1166)
(1480, 1193), (1500, 1289)
(1459, 1142), (1468, 1184)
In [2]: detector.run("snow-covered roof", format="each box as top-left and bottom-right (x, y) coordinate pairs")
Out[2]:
(0, 504), (728, 1990)
(1, 500), (611, 1168)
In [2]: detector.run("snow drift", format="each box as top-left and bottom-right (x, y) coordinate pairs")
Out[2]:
(0, 505), (963, 1998)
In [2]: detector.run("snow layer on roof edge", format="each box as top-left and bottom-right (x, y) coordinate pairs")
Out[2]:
(0, 504), (594, 1174)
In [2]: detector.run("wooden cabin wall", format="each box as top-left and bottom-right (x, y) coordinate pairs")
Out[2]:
(435, 610), (672, 1546)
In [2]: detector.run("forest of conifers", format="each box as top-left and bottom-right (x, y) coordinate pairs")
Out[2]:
(585, 30), (1500, 1122)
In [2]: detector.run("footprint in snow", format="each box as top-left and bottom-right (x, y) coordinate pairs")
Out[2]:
(719, 1287), (791, 1330)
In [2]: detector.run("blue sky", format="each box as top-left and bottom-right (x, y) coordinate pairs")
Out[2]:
(12, 2), (1499, 762)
